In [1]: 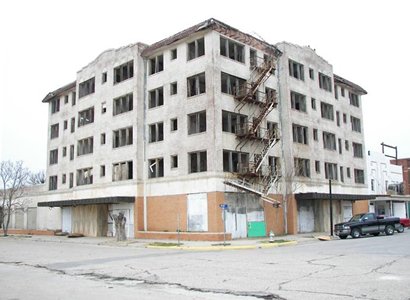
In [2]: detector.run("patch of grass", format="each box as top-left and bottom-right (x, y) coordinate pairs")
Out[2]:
(148, 242), (182, 247)
(260, 239), (290, 244)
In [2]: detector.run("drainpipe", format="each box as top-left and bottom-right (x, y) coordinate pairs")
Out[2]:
(142, 57), (148, 231)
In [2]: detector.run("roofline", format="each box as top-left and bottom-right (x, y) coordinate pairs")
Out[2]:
(334, 74), (367, 95)
(142, 17), (281, 58)
(42, 81), (76, 103)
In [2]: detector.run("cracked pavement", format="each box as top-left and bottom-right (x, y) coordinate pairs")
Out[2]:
(1, 231), (410, 300)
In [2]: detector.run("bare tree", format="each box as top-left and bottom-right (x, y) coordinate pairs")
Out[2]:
(28, 170), (46, 185)
(0, 161), (30, 236)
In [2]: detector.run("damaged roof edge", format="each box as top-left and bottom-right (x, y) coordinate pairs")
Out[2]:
(42, 81), (76, 103)
(141, 17), (281, 58)
(334, 74), (367, 95)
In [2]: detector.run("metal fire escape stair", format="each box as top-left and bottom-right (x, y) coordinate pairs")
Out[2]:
(224, 55), (281, 206)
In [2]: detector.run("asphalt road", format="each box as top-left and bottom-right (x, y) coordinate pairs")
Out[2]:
(1, 231), (409, 300)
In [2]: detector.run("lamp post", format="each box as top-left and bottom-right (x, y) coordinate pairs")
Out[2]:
(329, 179), (333, 236)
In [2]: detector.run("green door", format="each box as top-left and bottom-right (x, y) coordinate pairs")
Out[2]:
(247, 221), (266, 237)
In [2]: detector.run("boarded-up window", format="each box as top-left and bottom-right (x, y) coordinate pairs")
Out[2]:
(187, 193), (208, 232)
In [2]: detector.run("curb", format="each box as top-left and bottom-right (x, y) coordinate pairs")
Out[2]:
(145, 241), (297, 251)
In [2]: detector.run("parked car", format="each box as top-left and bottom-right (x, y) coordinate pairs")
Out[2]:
(398, 218), (410, 233)
(334, 213), (401, 239)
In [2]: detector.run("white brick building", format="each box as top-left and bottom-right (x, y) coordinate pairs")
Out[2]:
(36, 19), (372, 239)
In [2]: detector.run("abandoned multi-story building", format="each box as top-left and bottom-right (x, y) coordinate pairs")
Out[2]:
(36, 18), (372, 240)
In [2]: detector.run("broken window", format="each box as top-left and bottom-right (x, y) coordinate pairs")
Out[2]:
(114, 60), (134, 84)
(309, 68), (314, 80)
(325, 162), (338, 180)
(221, 72), (246, 96)
(112, 160), (133, 181)
(64, 95), (69, 104)
(113, 126), (133, 148)
(318, 72), (332, 92)
(79, 77), (95, 98)
(102, 72), (107, 84)
(101, 133), (106, 145)
(170, 118), (178, 131)
(49, 149), (58, 165)
(311, 98), (316, 110)
(63, 120), (68, 130)
(315, 160), (320, 173)
(49, 175), (57, 191)
(341, 88), (345, 97)
(294, 157), (310, 177)
(347, 167), (351, 178)
(353, 142), (363, 158)
(170, 82), (177, 95)
(345, 140), (349, 151)
(171, 155), (178, 168)
(338, 138), (342, 154)
(70, 117), (75, 133)
(288, 59), (304, 81)
(267, 121), (278, 138)
(323, 131), (336, 150)
(71, 92), (76, 106)
(269, 156), (280, 174)
(149, 87), (164, 108)
(354, 169), (365, 184)
(149, 54), (164, 75)
(70, 145), (74, 160)
(77, 136), (94, 156)
(292, 124), (308, 145)
(340, 167), (344, 182)
(188, 111), (206, 135)
(336, 111), (340, 126)
(320, 101), (334, 120)
(148, 158), (164, 178)
(62, 146), (67, 157)
(313, 128), (318, 141)
(69, 173), (73, 188)
(76, 167), (93, 186)
(220, 37), (244, 63)
(50, 123), (59, 139)
(99, 102), (106, 114)
(62, 174), (66, 184)
(349, 92), (360, 107)
(113, 93), (133, 115)
(222, 110), (247, 134)
(187, 37), (205, 60)
(187, 73), (206, 97)
(50, 97), (60, 114)
(189, 151), (207, 173)
(223, 150), (249, 173)
(78, 107), (94, 127)
(351, 116), (361, 132)
(343, 113), (347, 123)
(171, 48), (177, 60)
(149, 122), (164, 143)
(290, 91), (306, 112)
(100, 165), (105, 177)
(334, 85), (338, 99)
(250, 49), (257, 68)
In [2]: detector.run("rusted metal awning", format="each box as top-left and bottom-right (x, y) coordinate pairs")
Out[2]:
(37, 196), (135, 207)
(295, 193), (376, 201)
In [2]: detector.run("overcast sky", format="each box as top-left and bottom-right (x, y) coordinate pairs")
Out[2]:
(1, 0), (409, 171)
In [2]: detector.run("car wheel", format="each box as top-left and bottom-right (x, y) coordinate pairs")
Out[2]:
(397, 224), (404, 233)
(351, 228), (361, 238)
(371, 232), (380, 236)
(385, 225), (395, 235)
(339, 235), (347, 239)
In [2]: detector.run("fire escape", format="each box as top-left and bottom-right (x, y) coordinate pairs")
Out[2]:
(224, 54), (281, 206)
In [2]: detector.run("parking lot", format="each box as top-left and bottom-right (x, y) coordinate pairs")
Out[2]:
(1, 230), (410, 300)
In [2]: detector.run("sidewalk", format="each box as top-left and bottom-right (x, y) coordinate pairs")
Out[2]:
(4, 232), (330, 251)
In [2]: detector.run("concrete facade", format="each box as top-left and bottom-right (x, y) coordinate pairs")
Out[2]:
(32, 19), (371, 239)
